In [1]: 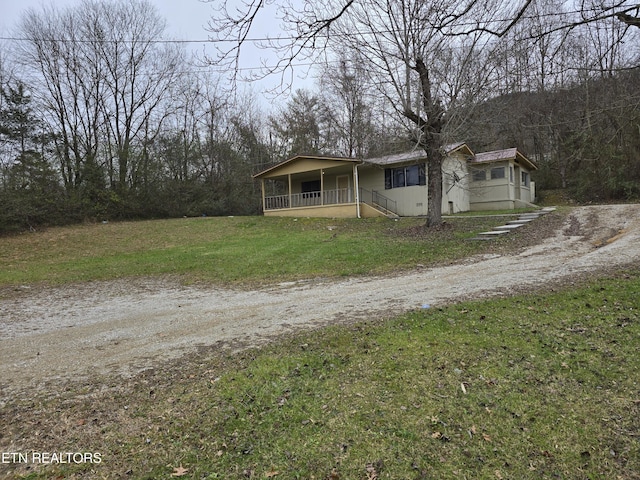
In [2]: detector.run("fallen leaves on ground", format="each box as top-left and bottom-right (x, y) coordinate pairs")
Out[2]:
(171, 465), (189, 477)
(366, 464), (378, 480)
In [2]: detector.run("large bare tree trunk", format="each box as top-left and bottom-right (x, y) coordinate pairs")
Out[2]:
(425, 144), (444, 227)
(407, 57), (446, 227)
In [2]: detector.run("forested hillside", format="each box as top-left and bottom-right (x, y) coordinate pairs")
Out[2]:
(464, 70), (640, 202)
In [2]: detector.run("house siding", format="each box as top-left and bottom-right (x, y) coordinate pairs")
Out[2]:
(469, 159), (536, 210)
(442, 155), (470, 214)
(470, 160), (512, 210)
(357, 154), (469, 216)
(357, 164), (429, 216)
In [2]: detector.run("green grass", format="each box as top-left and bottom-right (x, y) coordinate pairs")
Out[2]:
(3, 271), (638, 479)
(0, 215), (519, 287)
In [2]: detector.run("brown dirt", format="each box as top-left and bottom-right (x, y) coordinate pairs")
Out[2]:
(1, 204), (639, 406)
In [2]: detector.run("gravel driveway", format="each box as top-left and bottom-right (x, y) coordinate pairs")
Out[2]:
(1, 204), (639, 402)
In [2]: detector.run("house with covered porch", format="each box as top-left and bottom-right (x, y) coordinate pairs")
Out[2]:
(253, 144), (537, 218)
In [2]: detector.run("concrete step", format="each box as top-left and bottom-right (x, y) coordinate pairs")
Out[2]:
(471, 207), (556, 240)
(494, 224), (524, 230)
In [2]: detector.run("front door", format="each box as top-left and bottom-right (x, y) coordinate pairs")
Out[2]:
(337, 175), (350, 203)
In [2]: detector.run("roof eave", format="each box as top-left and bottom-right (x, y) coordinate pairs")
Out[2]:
(446, 142), (474, 156)
(253, 155), (361, 179)
(514, 151), (538, 171)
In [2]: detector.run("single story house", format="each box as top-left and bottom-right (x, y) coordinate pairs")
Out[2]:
(253, 144), (537, 218)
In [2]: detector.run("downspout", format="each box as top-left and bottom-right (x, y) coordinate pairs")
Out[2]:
(508, 161), (513, 202)
(354, 163), (361, 218)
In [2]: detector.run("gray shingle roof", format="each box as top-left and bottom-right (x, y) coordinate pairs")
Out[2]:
(364, 143), (469, 166)
(470, 148), (518, 164)
(365, 150), (426, 166)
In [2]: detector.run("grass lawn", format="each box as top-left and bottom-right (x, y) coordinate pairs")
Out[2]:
(0, 214), (537, 288)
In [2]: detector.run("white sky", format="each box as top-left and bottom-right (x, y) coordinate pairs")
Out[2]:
(0, 0), (311, 104)
(0, 0), (216, 40)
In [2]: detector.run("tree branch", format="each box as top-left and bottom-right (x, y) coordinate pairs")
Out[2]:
(440, 0), (534, 37)
(617, 11), (640, 28)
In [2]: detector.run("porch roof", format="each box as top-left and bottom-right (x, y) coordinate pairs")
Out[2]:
(471, 148), (538, 171)
(253, 155), (360, 179)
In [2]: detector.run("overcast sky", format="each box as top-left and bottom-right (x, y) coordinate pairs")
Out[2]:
(0, 0), (310, 102)
(0, 0), (217, 39)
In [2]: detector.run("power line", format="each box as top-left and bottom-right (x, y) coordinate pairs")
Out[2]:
(0, 4), (637, 46)
(0, 35), (226, 44)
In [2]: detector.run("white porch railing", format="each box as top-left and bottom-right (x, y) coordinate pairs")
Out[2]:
(264, 188), (353, 210)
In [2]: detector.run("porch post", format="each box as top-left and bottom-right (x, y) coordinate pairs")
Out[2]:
(320, 169), (324, 205)
(288, 174), (292, 208)
(260, 179), (266, 212)
(354, 163), (361, 218)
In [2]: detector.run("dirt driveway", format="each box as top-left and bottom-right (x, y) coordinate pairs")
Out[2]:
(1, 204), (639, 403)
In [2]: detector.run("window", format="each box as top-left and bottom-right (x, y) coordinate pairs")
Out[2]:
(405, 165), (422, 186)
(393, 168), (405, 188)
(510, 166), (514, 182)
(472, 169), (486, 181)
(385, 164), (426, 189)
(521, 171), (530, 187)
(301, 180), (320, 198)
(491, 167), (505, 179)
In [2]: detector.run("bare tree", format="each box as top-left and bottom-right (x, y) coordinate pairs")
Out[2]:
(17, 0), (184, 195)
(84, 0), (184, 192)
(317, 54), (378, 158)
(311, 0), (498, 226)
(18, 4), (100, 191)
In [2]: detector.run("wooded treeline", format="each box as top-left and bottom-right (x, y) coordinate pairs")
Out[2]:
(1, 0), (639, 233)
